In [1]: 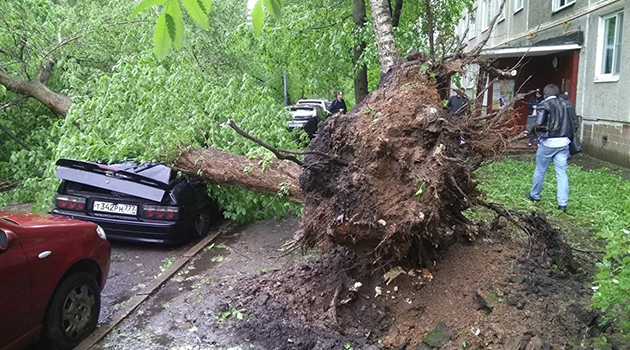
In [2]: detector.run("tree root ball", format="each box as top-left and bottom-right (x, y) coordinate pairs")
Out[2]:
(294, 65), (501, 266)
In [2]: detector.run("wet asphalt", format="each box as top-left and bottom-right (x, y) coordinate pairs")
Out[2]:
(99, 239), (198, 324)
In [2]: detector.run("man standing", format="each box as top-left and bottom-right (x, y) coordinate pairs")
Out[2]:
(526, 84), (578, 212)
(329, 91), (347, 115)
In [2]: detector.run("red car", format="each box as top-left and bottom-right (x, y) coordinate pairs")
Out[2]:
(0, 211), (110, 350)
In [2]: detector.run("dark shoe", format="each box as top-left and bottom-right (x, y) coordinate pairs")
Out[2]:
(557, 205), (567, 212)
(526, 193), (539, 202)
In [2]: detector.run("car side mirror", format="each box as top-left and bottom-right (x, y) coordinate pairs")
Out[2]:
(0, 230), (8, 252)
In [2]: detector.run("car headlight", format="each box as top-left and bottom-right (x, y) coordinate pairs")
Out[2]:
(96, 225), (107, 240)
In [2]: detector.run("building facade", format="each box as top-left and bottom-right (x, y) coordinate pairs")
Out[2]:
(455, 0), (628, 166)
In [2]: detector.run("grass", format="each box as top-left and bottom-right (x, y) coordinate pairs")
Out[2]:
(476, 158), (629, 237)
(476, 158), (630, 332)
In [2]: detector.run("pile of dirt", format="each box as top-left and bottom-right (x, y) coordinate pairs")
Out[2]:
(296, 64), (504, 266)
(217, 225), (618, 350)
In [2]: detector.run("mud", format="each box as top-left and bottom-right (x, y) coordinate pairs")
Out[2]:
(92, 215), (627, 350)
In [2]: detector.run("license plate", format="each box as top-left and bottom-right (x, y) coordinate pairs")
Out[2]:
(93, 201), (137, 216)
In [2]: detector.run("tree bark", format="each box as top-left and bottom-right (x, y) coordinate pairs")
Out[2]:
(367, 0), (399, 74)
(423, 0), (435, 60)
(353, 0), (368, 104)
(0, 61), (72, 116)
(391, 0), (403, 28)
(173, 148), (303, 203)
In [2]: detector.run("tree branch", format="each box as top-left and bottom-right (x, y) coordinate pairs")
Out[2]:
(470, 0), (507, 56)
(0, 121), (31, 151)
(424, 0), (435, 60)
(0, 61), (72, 116)
(227, 119), (304, 166)
(304, 14), (352, 31)
(391, 0), (403, 27)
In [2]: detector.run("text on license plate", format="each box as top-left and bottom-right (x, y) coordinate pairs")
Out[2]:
(93, 201), (138, 215)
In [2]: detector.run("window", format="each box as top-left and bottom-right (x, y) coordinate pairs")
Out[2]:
(461, 13), (468, 39)
(498, 0), (506, 22)
(482, 0), (492, 30)
(469, 8), (477, 39)
(514, 0), (524, 13)
(552, 0), (575, 13)
(596, 11), (624, 81)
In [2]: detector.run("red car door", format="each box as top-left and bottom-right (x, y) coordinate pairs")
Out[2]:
(0, 229), (33, 348)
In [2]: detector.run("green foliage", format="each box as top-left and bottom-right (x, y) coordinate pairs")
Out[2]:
(1, 0), (302, 222)
(2, 0), (477, 223)
(217, 306), (246, 321)
(476, 158), (630, 332)
(133, 0), (212, 59)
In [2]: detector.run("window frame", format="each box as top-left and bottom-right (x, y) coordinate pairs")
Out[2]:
(552, 0), (576, 13)
(595, 10), (624, 82)
(514, 0), (524, 14)
(498, 0), (506, 23)
(481, 0), (492, 31)
(469, 7), (477, 40)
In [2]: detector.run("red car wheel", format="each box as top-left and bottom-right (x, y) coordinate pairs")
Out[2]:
(40, 272), (100, 350)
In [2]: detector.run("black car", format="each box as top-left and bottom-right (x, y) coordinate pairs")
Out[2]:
(51, 159), (221, 244)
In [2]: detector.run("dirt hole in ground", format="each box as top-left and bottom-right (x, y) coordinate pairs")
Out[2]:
(210, 221), (620, 350)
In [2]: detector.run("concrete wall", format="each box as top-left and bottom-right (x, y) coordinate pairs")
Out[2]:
(461, 0), (630, 167)
(578, 1), (629, 166)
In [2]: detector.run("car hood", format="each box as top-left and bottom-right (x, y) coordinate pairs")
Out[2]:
(0, 211), (92, 228)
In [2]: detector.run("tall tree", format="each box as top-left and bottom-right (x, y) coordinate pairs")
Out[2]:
(353, 0), (368, 103)
(391, 0), (403, 27)
(368, 0), (399, 74)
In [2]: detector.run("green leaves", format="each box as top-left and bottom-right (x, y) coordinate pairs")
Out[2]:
(153, 11), (172, 60)
(131, 0), (168, 18)
(251, 0), (264, 37)
(134, 0), (212, 59)
(250, 0), (282, 36)
(167, 0), (184, 49)
(181, 0), (210, 30)
(262, 0), (282, 20)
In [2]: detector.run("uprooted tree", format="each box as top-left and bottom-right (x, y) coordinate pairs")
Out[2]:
(174, 0), (529, 266)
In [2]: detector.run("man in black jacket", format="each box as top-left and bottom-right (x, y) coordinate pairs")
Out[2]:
(329, 91), (347, 115)
(526, 84), (578, 212)
(446, 88), (469, 117)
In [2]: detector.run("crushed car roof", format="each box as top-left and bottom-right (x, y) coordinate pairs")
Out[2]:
(54, 159), (174, 202)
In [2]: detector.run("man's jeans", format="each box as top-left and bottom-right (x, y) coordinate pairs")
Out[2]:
(529, 143), (570, 206)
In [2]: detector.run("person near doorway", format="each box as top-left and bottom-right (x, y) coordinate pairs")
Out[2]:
(527, 89), (544, 146)
(446, 88), (469, 117)
(526, 84), (578, 212)
(329, 91), (347, 115)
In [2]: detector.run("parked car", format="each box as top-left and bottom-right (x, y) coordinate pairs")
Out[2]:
(296, 99), (332, 116)
(51, 159), (221, 245)
(286, 104), (329, 139)
(0, 211), (110, 350)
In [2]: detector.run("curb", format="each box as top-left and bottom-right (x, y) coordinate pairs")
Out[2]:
(74, 221), (233, 350)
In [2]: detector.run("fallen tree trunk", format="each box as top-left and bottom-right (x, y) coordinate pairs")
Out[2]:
(173, 148), (302, 203)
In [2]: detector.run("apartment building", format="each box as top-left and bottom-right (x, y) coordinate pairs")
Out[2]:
(455, 0), (628, 166)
